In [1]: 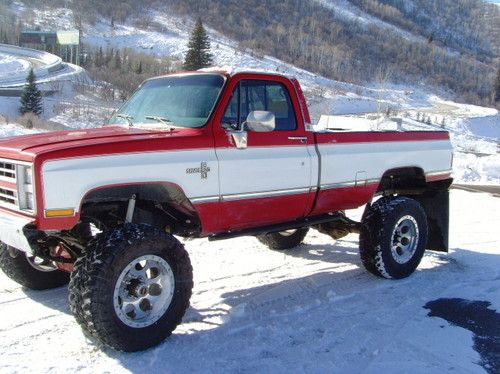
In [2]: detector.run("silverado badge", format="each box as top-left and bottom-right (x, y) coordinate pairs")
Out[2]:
(186, 162), (211, 179)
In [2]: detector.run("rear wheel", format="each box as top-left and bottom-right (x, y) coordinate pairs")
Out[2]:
(359, 196), (428, 279)
(0, 245), (69, 290)
(68, 223), (193, 352)
(257, 228), (309, 250)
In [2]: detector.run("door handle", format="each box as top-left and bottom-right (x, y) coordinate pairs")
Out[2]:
(288, 136), (307, 143)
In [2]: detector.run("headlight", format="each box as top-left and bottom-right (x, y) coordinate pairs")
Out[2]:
(24, 192), (34, 210)
(16, 165), (35, 212)
(24, 166), (33, 185)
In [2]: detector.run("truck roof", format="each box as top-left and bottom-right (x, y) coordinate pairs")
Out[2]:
(198, 66), (296, 79)
(145, 67), (297, 82)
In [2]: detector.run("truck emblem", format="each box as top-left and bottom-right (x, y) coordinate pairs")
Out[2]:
(186, 162), (211, 179)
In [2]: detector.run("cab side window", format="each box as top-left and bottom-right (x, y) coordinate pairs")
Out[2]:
(222, 80), (297, 131)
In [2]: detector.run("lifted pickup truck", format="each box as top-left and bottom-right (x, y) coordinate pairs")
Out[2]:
(0, 70), (452, 351)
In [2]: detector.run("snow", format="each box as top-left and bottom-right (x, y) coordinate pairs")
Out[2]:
(467, 115), (500, 140)
(0, 122), (43, 138)
(0, 53), (30, 79)
(0, 189), (498, 372)
(317, 0), (425, 43)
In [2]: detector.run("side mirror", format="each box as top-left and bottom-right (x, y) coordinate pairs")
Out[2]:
(245, 111), (275, 132)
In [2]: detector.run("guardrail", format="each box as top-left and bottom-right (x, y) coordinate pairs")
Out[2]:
(0, 43), (62, 84)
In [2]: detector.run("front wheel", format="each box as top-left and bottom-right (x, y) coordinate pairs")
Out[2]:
(68, 224), (193, 352)
(359, 196), (428, 279)
(0, 245), (69, 290)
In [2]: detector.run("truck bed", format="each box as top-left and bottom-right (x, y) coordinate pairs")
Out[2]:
(309, 130), (452, 215)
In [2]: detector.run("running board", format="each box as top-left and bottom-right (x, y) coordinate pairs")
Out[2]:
(208, 213), (361, 241)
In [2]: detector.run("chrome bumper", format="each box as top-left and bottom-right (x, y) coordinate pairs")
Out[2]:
(0, 211), (34, 253)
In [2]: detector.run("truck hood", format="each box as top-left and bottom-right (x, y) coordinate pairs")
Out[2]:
(0, 125), (203, 161)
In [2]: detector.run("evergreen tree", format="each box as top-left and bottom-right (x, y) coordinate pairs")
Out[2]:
(135, 61), (143, 74)
(114, 50), (122, 70)
(19, 69), (42, 116)
(183, 18), (213, 71)
(494, 67), (500, 104)
(95, 46), (104, 67)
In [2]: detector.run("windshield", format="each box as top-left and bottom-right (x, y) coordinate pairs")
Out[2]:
(109, 74), (225, 128)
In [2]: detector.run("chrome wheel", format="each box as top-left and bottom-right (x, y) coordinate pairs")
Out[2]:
(391, 215), (419, 264)
(26, 255), (58, 272)
(113, 255), (175, 328)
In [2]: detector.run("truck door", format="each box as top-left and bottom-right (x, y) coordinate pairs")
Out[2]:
(214, 77), (314, 231)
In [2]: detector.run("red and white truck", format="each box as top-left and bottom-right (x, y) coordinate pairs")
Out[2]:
(0, 70), (453, 351)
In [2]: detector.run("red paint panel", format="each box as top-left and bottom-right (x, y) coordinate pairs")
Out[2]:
(310, 184), (379, 215)
(37, 215), (79, 231)
(426, 172), (452, 182)
(215, 192), (313, 232)
(314, 131), (449, 144)
(192, 202), (220, 235)
(0, 126), (213, 161)
(290, 78), (311, 124)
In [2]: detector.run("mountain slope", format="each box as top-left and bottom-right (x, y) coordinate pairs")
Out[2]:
(163, 0), (500, 104)
(6, 0), (500, 104)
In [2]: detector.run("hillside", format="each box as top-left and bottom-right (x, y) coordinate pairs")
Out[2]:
(71, 0), (500, 104)
(1, 0), (499, 105)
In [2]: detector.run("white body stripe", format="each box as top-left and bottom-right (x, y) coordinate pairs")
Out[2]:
(41, 139), (452, 212)
(317, 140), (452, 187)
(215, 146), (312, 196)
(42, 150), (219, 211)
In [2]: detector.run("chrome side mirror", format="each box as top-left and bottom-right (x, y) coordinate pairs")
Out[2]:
(245, 111), (275, 132)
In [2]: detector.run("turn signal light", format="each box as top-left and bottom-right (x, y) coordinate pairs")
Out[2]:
(45, 209), (75, 218)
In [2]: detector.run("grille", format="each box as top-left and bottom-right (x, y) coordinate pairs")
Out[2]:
(0, 160), (34, 213)
(0, 187), (17, 206)
(0, 162), (16, 180)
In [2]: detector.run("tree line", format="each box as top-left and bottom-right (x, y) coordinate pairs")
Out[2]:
(80, 46), (181, 99)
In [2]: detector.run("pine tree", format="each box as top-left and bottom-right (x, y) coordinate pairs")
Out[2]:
(19, 69), (42, 116)
(135, 61), (143, 74)
(95, 46), (104, 67)
(183, 18), (213, 71)
(494, 67), (500, 104)
(114, 50), (122, 70)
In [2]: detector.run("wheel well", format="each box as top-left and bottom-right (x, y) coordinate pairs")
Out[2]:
(377, 167), (426, 194)
(79, 183), (201, 236)
(375, 168), (452, 253)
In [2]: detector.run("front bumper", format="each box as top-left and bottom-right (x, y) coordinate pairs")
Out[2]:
(0, 210), (34, 253)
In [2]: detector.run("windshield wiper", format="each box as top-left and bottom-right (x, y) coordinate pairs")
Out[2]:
(145, 116), (179, 131)
(145, 116), (174, 125)
(116, 114), (134, 127)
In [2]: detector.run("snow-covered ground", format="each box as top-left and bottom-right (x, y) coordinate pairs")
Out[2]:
(0, 53), (30, 79)
(0, 189), (498, 373)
